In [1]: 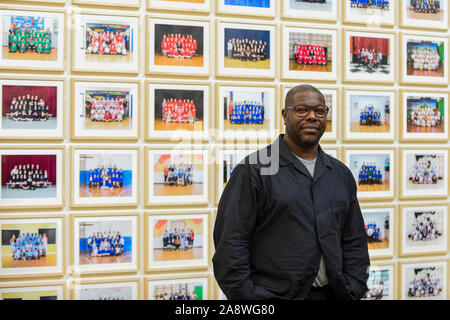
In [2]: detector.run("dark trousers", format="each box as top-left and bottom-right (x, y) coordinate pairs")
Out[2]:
(306, 286), (335, 300)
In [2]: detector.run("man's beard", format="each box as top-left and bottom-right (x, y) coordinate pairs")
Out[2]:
(286, 123), (326, 149)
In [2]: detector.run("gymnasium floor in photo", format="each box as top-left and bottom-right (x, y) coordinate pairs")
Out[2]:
(350, 121), (390, 133)
(83, 118), (131, 130)
(407, 9), (444, 21)
(357, 182), (390, 192)
(85, 52), (132, 64)
(2, 117), (57, 130)
(223, 120), (270, 131)
(153, 183), (203, 196)
(224, 57), (270, 69)
(2, 47), (58, 61)
(406, 180), (445, 191)
(1, 244), (57, 268)
(368, 238), (390, 250)
(154, 119), (204, 132)
(406, 123), (444, 133)
(406, 65), (444, 77)
(79, 185), (132, 197)
(154, 54), (204, 67)
(153, 247), (203, 261)
(289, 60), (333, 73)
(1, 186), (57, 199)
(79, 251), (132, 265)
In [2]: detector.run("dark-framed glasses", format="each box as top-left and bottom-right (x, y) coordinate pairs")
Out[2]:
(285, 105), (329, 118)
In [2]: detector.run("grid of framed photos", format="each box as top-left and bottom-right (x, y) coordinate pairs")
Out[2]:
(0, 0), (448, 301)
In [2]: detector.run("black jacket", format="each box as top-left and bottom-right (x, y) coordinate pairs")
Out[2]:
(213, 135), (370, 300)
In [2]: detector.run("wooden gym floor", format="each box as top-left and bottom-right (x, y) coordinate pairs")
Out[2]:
(85, 52), (132, 64)
(154, 54), (204, 67)
(153, 183), (203, 196)
(357, 182), (390, 192)
(368, 240), (389, 250)
(406, 123), (444, 133)
(3, 47), (58, 61)
(289, 60), (333, 72)
(153, 247), (203, 261)
(407, 65), (444, 77)
(2, 253), (57, 268)
(350, 122), (390, 133)
(79, 251), (132, 265)
(223, 119), (270, 131)
(154, 119), (204, 132)
(407, 9), (444, 21)
(224, 57), (270, 69)
(79, 185), (132, 197)
(83, 119), (131, 130)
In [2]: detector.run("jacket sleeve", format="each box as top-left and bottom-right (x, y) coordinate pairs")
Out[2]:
(341, 173), (370, 300)
(212, 163), (262, 300)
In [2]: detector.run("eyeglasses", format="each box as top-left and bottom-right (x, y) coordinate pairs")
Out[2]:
(285, 104), (329, 118)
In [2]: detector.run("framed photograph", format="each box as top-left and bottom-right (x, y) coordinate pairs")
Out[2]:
(145, 209), (210, 272)
(72, 0), (141, 8)
(145, 273), (211, 300)
(400, 90), (448, 142)
(361, 204), (395, 259)
(282, 85), (338, 141)
(216, 0), (276, 17)
(362, 262), (397, 300)
(0, 146), (63, 209)
(281, 0), (338, 22)
(72, 12), (139, 73)
(147, 81), (210, 141)
(400, 147), (448, 200)
(216, 83), (277, 141)
(343, 29), (396, 84)
(217, 20), (276, 79)
(321, 146), (339, 159)
(0, 8), (64, 71)
(70, 277), (141, 300)
(0, 280), (65, 300)
(146, 147), (209, 206)
(399, 258), (447, 300)
(343, 88), (395, 142)
(343, 147), (395, 201)
(147, 16), (210, 76)
(343, 0), (396, 26)
(70, 212), (139, 275)
(400, 0), (448, 30)
(215, 145), (261, 204)
(400, 33), (448, 85)
(147, 0), (211, 13)
(71, 79), (139, 140)
(71, 146), (139, 207)
(0, 214), (64, 280)
(399, 203), (448, 257)
(0, 77), (64, 140)
(281, 25), (337, 81)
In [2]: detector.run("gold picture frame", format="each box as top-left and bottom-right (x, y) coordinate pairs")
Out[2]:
(70, 145), (140, 208)
(0, 213), (65, 280)
(69, 276), (142, 300)
(364, 260), (397, 300)
(69, 211), (141, 276)
(399, 202), (449, 258)
(144, 209), (211, 273)
(399, 146), (448, 200)
(144, 272), (212, 300)
(0, 279), (66, 300)
(70, 77), (141, 141)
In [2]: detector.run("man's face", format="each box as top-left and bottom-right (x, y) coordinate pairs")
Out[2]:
(282, 90), (327, 148)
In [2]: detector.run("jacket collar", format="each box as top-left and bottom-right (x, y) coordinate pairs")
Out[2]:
(275, 134), (332, 181)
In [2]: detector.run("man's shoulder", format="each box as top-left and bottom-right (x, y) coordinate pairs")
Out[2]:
(321, 150), (354, 177)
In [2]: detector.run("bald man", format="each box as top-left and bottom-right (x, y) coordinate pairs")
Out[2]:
(213, 84), (370, 300)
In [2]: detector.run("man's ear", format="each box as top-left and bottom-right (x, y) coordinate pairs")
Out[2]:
(281, 109), (287, 125)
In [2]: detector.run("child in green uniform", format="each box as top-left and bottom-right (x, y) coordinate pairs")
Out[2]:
(36, 43), (43, 54)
